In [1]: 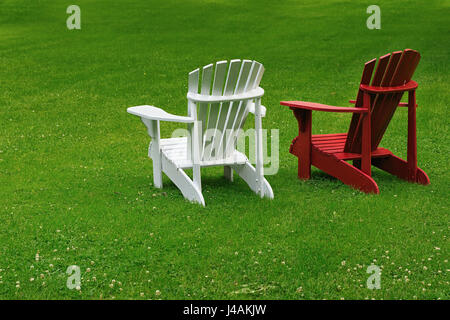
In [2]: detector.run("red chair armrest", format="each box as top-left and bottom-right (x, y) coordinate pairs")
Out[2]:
(280, 101), (368, 113)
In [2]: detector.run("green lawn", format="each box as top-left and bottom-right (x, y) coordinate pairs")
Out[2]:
(0, 0), (448, 300)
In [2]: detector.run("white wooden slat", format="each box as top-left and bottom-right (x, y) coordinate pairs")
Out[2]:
(188, 69), (200, 93)
(187, 69), (200, 160)
(253, 64), (265, 89)
(246, 61), (261, 90)
(211, 59), (242, 159)
(203, 61), (228, 160)
(198, 64), (213, 135)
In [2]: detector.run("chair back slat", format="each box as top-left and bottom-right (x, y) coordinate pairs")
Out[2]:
(344, 58), (376, 151)
(188, 69), (199, 94)
(372, 53), (391, 86)
(198, 64), (214, 134)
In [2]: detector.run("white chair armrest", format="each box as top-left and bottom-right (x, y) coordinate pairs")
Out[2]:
(186, 87), (264, 103)
(248, 102), (267, 117)
(127, 105), (194, 123)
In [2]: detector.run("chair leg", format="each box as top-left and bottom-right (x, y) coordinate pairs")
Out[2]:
(151, 143), (163, 188)
(232, 162), (274, 199)
(224, 166), (233, 182)
(372, 90), (430, 186)
(360, 94), (372, 176)
(407, 90), (418, 182)
(291, 109), (312, 180)
(372, 154), (430, 185)
(254, 98), (264, 197)
(143, 119), (163, 188)
(192, 119), (202, 192)
(161, 154), (205, 206)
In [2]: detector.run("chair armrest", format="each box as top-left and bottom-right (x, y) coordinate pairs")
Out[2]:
(359, 80), (418, 94)
(280, 101), (368, 113)
(187, 87), (264, 103)
(348, 100), (418, 108)
(248, 102), (267, 117)
(127, 105), (194, 123)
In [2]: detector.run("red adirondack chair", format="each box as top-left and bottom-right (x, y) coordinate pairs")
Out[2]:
(280, 49), (430, 193)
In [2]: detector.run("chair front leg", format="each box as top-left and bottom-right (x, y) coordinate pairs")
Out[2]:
(292, 108), (312, 179)
(407, 90), (418, 182)
(142, 118), (163, 188)
(361, 92), (372, 176)
(254, 97), (264, 197)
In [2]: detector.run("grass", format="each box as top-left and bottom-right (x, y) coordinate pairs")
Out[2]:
(0, 0), (448, 300)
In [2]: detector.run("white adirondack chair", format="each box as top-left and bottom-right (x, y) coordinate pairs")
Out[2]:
(127, 59), (274, 206)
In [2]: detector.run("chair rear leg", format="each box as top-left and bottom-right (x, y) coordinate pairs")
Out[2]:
(372, 154), (430, 185)
(224, 166), (233, 182)
(232, 162), (274, 199)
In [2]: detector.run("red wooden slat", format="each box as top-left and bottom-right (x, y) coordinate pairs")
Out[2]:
(319, 147), (345, 153)
(371, 54), (391, 86)
(344, 58), (376, 151)
(311, 133), (347, 140)
(317, 142), (346, 148)
(312, 136), (347, 142)
(313, 140), (347, 147)
(334, 148), (391, 160)
(314, 139), (346, 146)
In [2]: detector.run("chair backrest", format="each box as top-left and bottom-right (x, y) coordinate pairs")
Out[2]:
(344, 49), (421, 153)
(187, 59), (265, 161)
